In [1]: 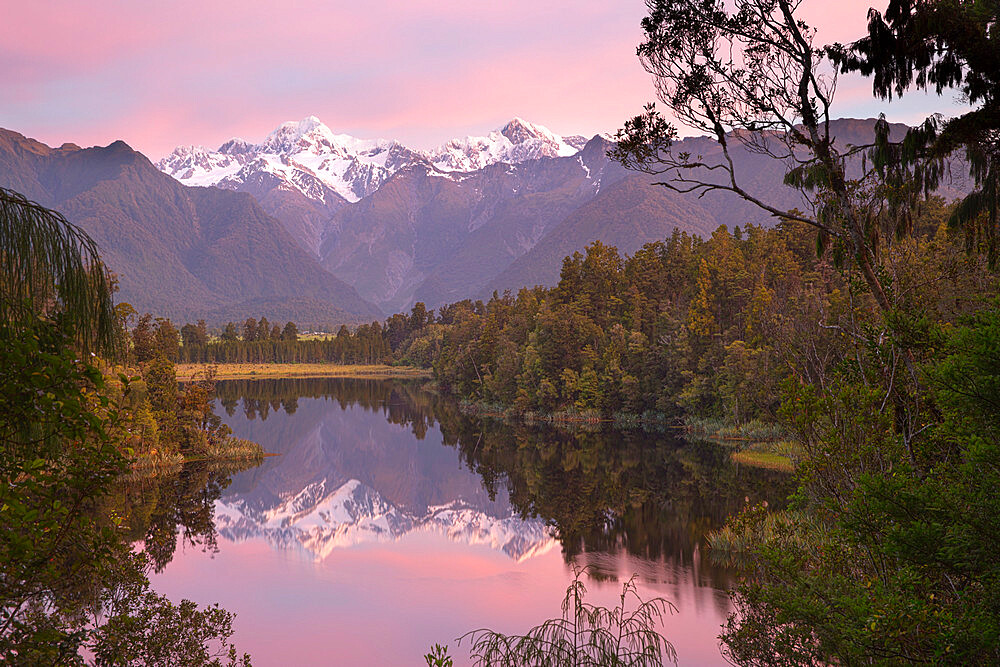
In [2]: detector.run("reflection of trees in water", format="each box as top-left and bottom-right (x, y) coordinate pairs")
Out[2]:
(214, 378), (793, 584)
(112, 461), (256, 572)
(436, 414), (793, 586)
(216, 377), (446, 441)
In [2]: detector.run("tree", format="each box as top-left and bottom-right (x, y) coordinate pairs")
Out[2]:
(614, 0), (897, 312)
(221, 322), (239, 342)
(181, 322), (208, 347)
(410, 302), (431, 330)
(832, 0), (1000, 263)
(154, 318), (180, 361)
(196, 319), (209, 345)
(133, 313), (156, 363)
(241, 318), (257, 342)
(281, 321), (299, 341)
(0, 317), (126, 661)
(612, 1), (1000, 663)
(611, 0), (950, 464)
(714, 307), (1000, 664)
(92, 591), (251, 666)
(0, 187), (120, 356)
(1, 317), (253, 665)
(257, 317), (270, 342)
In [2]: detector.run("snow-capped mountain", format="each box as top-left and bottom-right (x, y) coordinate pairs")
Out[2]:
(429, 117), (587, 172)
(157, 116), (587, 205)
(158, 116), (425, 204)
(214, 477), (557, 563)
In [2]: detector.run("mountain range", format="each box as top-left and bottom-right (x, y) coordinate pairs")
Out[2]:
(1, 116), (970, 325)
(155, 115), (818, 314)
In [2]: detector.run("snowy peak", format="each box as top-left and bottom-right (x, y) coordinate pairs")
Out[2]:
(428, 118), (582, 173)
(260, 115), (377, 158)
(157, 143), (249, 187)
(500, 117), (551, 144)
(156, 116), (425, 203)
(218, 137), (254, 156)
(157, 116), (589, 203)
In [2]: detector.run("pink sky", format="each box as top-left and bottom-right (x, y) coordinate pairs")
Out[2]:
(1, 0), (963, 160)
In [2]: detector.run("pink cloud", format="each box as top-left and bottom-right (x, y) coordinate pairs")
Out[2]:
(0, 0), (959, 160)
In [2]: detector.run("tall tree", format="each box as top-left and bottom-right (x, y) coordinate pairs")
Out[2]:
(180, 323), (202, 347)
(195, 319), (208, 345)
(611, 0), (938, 460)
(613, 0), (896, 312)
(153, 318), (180, 361)
(132, 313), (156, 363)
(242, 318), (257, 342)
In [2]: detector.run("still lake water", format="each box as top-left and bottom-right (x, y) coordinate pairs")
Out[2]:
(146, 378), (790, 666)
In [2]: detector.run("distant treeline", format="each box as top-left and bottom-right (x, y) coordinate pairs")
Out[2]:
(128, 313), (393, 365)
(175, 326), (390, 364)
(128, 297), (448, 366)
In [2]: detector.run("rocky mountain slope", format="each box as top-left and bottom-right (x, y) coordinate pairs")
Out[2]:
(0, 129), (381, 326)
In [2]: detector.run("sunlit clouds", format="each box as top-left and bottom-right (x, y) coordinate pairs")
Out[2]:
(0, 0), (965, 159)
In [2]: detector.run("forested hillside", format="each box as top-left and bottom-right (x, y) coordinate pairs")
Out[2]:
(406, 200), (993, 424)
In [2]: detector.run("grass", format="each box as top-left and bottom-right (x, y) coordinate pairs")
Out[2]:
(175, 362), (432, 381)
(684, 416), (789, 442)
(681, 416), (800, 472)
(126, 436), (267, 478)
(731, 450), (795, 472)
(186, 436), (267, 463)
(707, 509), (826, 568)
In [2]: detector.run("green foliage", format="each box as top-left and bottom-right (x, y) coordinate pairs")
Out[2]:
(178, 318), (391, 365)
(0, 187), (120, 356)
(181, 320), (209, 347)
(221, 321), (239, 341)
(132, 313), (156, 363)
(424, 644), (454, 667)
(91, 591), (250, 667)
(0, 317), (253, 664)
(0, 318), (126, 660)
(458, 568), (677, 667)
(717, 307), (1000, 665)
(833, 0), (1000, 264)
(431, 224), (848, 425)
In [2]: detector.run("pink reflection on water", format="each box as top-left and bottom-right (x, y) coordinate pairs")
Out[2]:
(152, 525), (730, 666)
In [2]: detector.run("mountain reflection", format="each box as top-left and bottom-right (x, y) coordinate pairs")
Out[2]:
(208, 378), (791, 587)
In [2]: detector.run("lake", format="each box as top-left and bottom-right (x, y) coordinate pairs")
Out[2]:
(140, 378), (790, 666)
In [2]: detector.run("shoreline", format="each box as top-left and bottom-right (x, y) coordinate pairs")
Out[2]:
(175, 362), (433, 381)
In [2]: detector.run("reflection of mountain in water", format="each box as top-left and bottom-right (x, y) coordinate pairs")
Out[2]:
(215, 478), (556, 562)
(213, 378), (794, 587)
(215, 381), (557, 562)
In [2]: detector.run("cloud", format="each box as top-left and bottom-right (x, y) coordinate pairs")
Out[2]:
(0, 0), (964, 159)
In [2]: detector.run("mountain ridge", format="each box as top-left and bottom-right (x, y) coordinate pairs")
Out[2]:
(0, 128), (383, 326)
